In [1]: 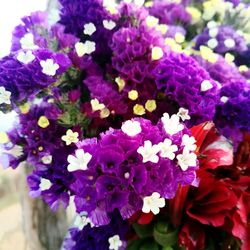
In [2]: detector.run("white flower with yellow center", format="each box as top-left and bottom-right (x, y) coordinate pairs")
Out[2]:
(75, 41), (96, 57)
(67, 149), (92, 172)
(158, 139), (178, 160)
(62, 129), (79, 146)
(0, 87), (11, 105)
(176, 148), (197, 171)
(20, 33), (38, 50)
(142, 192), (165, 215)
(161, 113), (184, 136)
(182, 134), (197, 151)
(17, 50), (35, 64)
(39, 178), (52, 191)
(103, 20), (116, 30)
(121, 120), (142, 137)
(177, 107), (190, 121)
(137, 140), (161, 163)
(108, 235), (123, 250)
(83, 23), (96, 36)
(40, 59), (59, 76)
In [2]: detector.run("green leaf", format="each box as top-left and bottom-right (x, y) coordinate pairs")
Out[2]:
(133, 223), (153, 238)
(153, 222), (178, 247)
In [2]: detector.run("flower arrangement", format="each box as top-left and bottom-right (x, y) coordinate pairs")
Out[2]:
(0, 0), (249, 249)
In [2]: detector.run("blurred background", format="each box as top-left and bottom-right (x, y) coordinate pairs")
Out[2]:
(0, 1), (70, 250)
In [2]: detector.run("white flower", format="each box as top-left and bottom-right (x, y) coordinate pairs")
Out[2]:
(177, 107), (190, 121)
(224, 38), (235, 48)
(207, 38), (218, 49)
(83, 23), (96, 35)
(137, 140), (160, 163)
(67, 149), (92, 172)
(182, 134), (197, 151)
(62, 129), (79, 146)
(17, 50), (35, 64)
(108, 235), (123, 250)
(142, 192), (165, 215)
(158, 139), (178, 160)
(74, 214), (94, 230)
(90, 98), (105, 111)
(39, 178), (52, 191)
(161, 113), (184, 136)
(208, 27), (218, 37)
(176, 148), (197, 171)
(220, 96), (229, 103)
(20, 33), (38, 50)
(41, 155), (53, 165)
(0, 86), (11, 105)
(121, 120), (141, 137)
(200, 80), (213, 92)
(75, 41), (96, 57)
(103, 20), (116, 30)
(40, 59), (59, 76)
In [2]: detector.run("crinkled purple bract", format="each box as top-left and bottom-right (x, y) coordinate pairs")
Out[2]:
(0, 49), (71, 103)
(152, 52), (220, 127)
(147, 0), (191, 25)
(195, 26), (247, 54)
(71, 117), (198, 226)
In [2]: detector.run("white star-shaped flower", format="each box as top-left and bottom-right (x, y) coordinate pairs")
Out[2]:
(90, 98), (105, 112)
(0, 86), (11, 105)
(61, 129), (79, 146)
(182, 134), (197, 151)
(40, 59), (59, 76)
(220, 96), (229, 103)
(176, 148), (197, 171)
(121, 120), (142, 137)
(41, 155), (53, 165)
(207, 38), (218, 49)
(158, 139), (178, 160)
(103, 20), (116, 30)
(39, 178), (52, 191)
(67, 149), (92, 172)
(137, 140), (161, 163)
(201, 80), (213, 92)
(75, 41), (96, 57)
(142, 192), (165, 215)
(208, 27), (218, 37)
(177, 107), (191, 121)
(161, 113), (184, 136)
(74, 214), (94, 230)
(108, 235), (123, 250)
(224, 38), (235, 49)
(20, 33), (38, 50)
(83, 23), (96, 36)
(17, 50), (35, 64)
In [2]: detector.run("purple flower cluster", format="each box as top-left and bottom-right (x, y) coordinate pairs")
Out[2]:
(152, 52), (220, 127)
(0, 49), (71, 104)
(195, 25), (247, 55)
(70, 116), (198, 226)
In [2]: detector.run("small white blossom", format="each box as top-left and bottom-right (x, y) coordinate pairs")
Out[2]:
(224, 38), (235, 48)
(207, 21), (217, 29)
(121, 120), (141, 137)
(17, 50), (35, 64)
(67, 149), (92, 172)
(0, 87), (11, 105)
(142, 192), (165, 215)
(201, 80), (213, 92)
(39, 178), (52, 191)
(207, 38), (218, 49)
(74, 214), (94, 230)
(83, 23), (96, 35)
(208, 27), (218, 37)
(41, 155), (53, 165)
(62, 129), (79, 146)
(103, 20), (116, 30)
(177, 107), (190, 121)
(182, 134), (197, 151)
(75, 41), (96, 57)
(220, 96), (229, 103)
(40, 59), (59, 76)
(20, 33), (38, 50)
(177, 148), (197, 171)
(90, 98), (105, 111)
(158, 139), (178, 160)
(161, 113), (184, 136)
(137, 140), (161, 163)
(108, 235), (123, 250)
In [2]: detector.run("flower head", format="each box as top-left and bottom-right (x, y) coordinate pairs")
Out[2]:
(20, 33), (38, 50)
(67, 149), (92, 172)
(62, 129), (79, 146)
(158, 138), (178, 160)
(142, 192), (165, 215)
(40, 59), (59, 76)
(121, 120), (142, 137)
(137, 140), (161, 163)
(177, 108), (191, 121)
(161, 113), (184, 136)
(83, 23), (96, 36)
(177, 148), (197, 171)
(0, 87), (11, 105)
(182, 134), (197, 152)
(17, 51), (35, 64)
(108, 235), (123, 250)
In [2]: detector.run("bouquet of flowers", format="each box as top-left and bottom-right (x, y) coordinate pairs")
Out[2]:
(0, 0), (249, 249)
